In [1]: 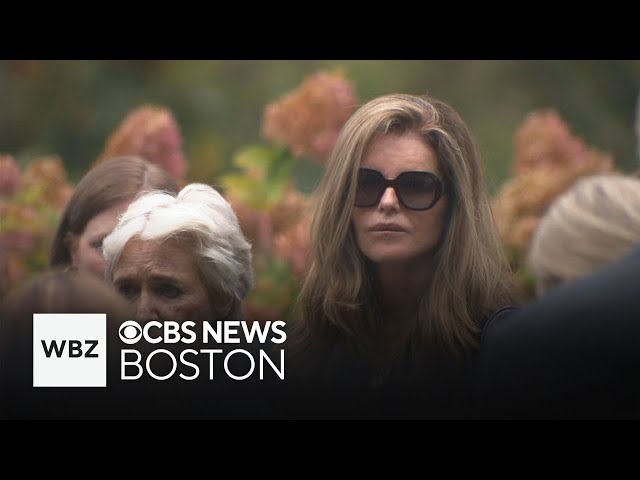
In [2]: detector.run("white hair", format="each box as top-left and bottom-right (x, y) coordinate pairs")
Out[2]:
(527, 174), (640, 297)
(103, 183), (254, 319)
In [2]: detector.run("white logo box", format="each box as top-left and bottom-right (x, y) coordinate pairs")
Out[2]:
(33, 313), (107, 387)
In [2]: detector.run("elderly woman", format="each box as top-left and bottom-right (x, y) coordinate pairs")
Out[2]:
(286, 94), (520, 418)
(102, 183), (254, 322)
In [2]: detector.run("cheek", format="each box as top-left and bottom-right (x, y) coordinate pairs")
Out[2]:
(351, 210), (368, 239)
(416, 203), (448, 243)
(172, 292), (214, 321)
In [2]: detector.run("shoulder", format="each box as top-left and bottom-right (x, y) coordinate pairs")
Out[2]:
(485, 245), (640, 347)
(475, 247), (640, 418)
(479, 305), (519, 343)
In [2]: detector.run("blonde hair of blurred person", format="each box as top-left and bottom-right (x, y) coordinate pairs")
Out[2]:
(527, 174), (640, 297)
(50, 155), (179, 278)
(103, 183), (254, 322)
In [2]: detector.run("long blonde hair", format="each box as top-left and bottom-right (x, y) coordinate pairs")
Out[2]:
(290, 94), (518, 359)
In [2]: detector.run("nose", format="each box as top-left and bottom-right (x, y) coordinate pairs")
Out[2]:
(135, 288), (160, 321)
(377, 186), (400, 212)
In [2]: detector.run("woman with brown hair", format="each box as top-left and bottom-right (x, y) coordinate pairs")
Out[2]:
(50, 155), (179, 278)
(286, 93), (520, 418)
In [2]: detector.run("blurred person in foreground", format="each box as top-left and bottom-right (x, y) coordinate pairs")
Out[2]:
(0, 268), (132, 419)
(527, 174), (640, 297)
(477, 242), (640, 419)
(478, 173), (640, 419)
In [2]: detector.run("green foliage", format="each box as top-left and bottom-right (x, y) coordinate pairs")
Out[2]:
(247, 254), (300, 321)
(220, 144), (296, 211)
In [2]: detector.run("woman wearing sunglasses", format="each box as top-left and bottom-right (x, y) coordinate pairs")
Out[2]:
(285, 93), (520, 419)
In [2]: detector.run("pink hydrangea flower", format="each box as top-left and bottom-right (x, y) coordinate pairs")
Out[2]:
(99, 105), (187, 183)
(262, 70), (358, 164)
(0, 155), (22, 196)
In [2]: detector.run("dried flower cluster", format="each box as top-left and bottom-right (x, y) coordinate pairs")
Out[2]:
(493, 109), (616, 275)
(513, 109), (613, 175)
(262, 69), (358, 163)
(98, 105), (187, 184)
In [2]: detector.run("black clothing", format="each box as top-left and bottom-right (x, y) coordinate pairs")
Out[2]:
(281, 308), (517, 420)
(476, 246), (640, 419)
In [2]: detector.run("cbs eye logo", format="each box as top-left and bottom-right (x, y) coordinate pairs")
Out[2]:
(119, 320), (142, 345)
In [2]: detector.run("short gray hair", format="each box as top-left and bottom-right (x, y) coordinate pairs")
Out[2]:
(103, 183), (254, 319)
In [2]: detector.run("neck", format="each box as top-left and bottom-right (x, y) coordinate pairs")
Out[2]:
(372, 255), (435, 355)
(377, 255), (433, 313)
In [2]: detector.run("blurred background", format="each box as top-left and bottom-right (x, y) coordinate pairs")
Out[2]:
(3, 60), (639, 188)
(2, 60), (639, 318)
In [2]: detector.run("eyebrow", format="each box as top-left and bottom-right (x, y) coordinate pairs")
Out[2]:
(112, 272), (189, 286)
(148, 275), (185, 285)
(112, 275), (136, 285)
(88, 229), (116, 240)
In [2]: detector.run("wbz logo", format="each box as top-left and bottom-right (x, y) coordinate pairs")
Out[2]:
(33, 314), (106, 387)
(41, 339), (99, 358)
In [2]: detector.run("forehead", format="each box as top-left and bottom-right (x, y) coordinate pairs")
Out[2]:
(112, 236), (200, 281)
(83, 200), (131, 236)
(360, 131), (440, 177)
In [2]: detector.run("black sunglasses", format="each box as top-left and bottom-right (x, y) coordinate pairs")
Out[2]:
(354, 168), (445, 211)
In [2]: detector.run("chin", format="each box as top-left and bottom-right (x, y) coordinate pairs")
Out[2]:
(363, 248), (416, 264)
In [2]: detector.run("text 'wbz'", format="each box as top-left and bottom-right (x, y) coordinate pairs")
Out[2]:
(119, 320), (286, 381)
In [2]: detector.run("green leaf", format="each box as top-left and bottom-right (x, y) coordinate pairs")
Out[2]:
(220, 174), (268, 210)
(233, 145), (275, 174)
(267, 145), (296, 184)
(222, 144), (297, 211)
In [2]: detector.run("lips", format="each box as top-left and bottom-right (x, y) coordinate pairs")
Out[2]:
(370, 223), (407, 232)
